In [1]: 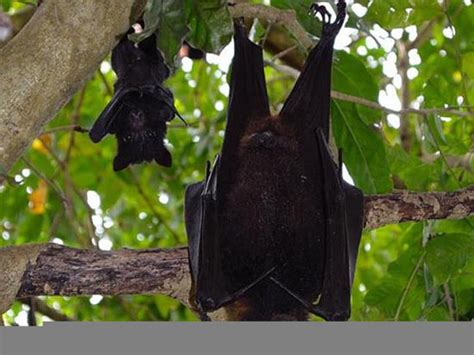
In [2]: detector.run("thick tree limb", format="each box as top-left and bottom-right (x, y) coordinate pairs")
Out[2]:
(364, 187), (474, 229)
(0, 0), (137, 174)
(3, 188), (471, 308)
(15, 244), (191, 307)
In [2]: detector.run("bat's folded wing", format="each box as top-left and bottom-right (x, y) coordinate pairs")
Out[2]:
(312, 129), (363, 321)
(185, 157), (229, 312)
(89, 87), (135, 143)
(185, 157), (277, 314)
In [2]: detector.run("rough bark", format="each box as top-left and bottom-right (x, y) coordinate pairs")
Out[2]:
(16, 244), (191, 307)
(0, 0), (137, 173)
(364, 186), (474, 229)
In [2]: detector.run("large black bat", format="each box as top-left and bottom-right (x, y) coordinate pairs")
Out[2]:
(184, 0), (364, 321)
(90, 32), (183, 171)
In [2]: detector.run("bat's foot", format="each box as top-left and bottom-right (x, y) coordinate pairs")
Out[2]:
(309, 1), (346, 33)
(309, 3), (332, 24)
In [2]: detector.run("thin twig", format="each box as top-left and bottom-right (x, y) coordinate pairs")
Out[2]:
(98, 69), (114, 97)
(21, 157), (67, 204)
(37, 136), (98, 248)
(331, 91), (474, 118)
(443, 283), (455, 320)
(43, 125), (89, 135)
(64, 87), (86, 165)
(19, 298), (73, 322)
(228, 3), (313, 49)
(265, 61), (474, 118)
(129, 169), (181, 244)
(271, 44), (299, 61)
(394, 252), (426, 321)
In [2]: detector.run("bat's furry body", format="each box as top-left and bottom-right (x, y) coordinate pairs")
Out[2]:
(185, 0), (363, 321)
(222, 118), (324, 320)
(89, 34), (179, 171)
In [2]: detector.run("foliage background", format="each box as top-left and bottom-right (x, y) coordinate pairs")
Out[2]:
(0, 0), (473, 323)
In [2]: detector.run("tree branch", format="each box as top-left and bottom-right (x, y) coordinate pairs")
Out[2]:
(0, 0), (138, 174)
(265, 61), (474, 118)
(229, 3), (313, 49)
(19, 297), (73, 322)
(16, 244), (192, 307)
(364, 187), (474, 229)
(5, 188), (472, 308)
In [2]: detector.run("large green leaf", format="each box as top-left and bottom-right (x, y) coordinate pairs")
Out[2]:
(364, 0), (409, 29)
(332, 52), (379, 123)
(332, 101), (392, 194)
(425, 233), (474, 286)
(0, 0), (11, 11)
(184, 0), (233, 54)
(131, 0), (188, 65)
(386, 145), (439, 191)
(271, 0), (323, 37)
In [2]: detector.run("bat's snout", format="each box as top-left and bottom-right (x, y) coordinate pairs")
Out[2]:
(248, 131), (275, 149)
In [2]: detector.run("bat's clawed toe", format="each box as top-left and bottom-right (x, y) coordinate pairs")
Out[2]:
(309, 3), (332, 23)
(309, 1), (346, 31)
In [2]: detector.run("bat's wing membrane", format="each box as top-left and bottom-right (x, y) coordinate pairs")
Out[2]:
(185, 157), (277, 313)
(89, 87), (135, 143)
(273, 1), (363, 321)
(312, 128), (363, 321)
(185, 157), (228, 312)
(219, 25), (271, 189)
(280, 1), (346, 139)
(89, 85), (176, 144)
(185, 24), (277, 312)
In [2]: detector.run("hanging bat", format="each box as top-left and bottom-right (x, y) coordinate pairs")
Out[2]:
(184, 0), (364, 321)
(89, 32), (184, 171)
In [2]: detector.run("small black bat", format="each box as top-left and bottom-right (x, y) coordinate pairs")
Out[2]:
(90, 32), (183, 171)
(184, 0), (364, 321)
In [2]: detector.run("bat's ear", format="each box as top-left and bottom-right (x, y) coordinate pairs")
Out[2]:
(280, 0), (346, 140)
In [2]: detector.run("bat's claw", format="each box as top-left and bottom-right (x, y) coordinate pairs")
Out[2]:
(309, 1), (346, 35)
(309, 4), (332, 24)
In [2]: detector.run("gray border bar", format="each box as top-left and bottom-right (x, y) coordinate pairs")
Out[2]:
(1, 322), (473, 355)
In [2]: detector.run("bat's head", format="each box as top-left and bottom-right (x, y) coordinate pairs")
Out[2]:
(240, 116), (298, 155)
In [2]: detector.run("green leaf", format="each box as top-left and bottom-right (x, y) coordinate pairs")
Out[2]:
(333, 52), (379, 123)
(386, 145), (438, 191)
(426, 115), (448, 145)
(184, 0), (233, 54)
(131, 0), (189, 65)
(365, 0), (409, 29)
(463, 52), (474, 79)
(271, 0), (323, 37)
(1, 0), (12, 11)
(425, 233), (474, 286)
(407, 0), (443, 25)
(365, 249), (425, 319)
(332, 101), (392, 194)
